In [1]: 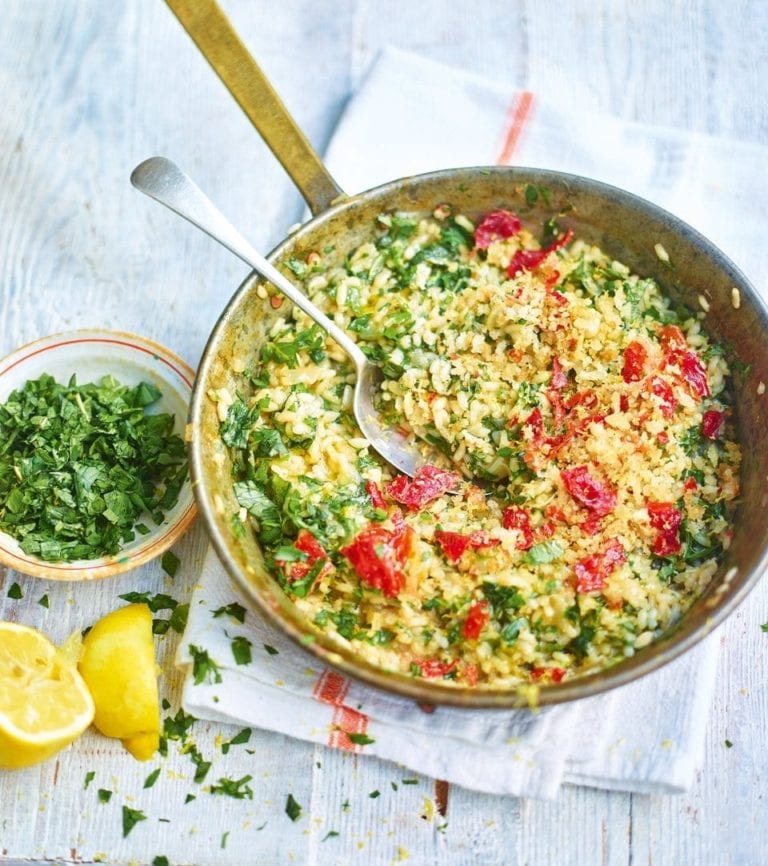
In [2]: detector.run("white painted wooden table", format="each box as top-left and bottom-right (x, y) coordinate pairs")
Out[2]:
(1, 2), (767, 864)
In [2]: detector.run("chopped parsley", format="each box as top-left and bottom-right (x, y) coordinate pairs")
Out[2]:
(7, 582), (22, 600)
(143, 768), (161, 788)
(161, 550), (180, 578)
(37, 593), (49, 608)
(84, 770), (95, 789)
(231, 635), (252, 666)
(212, 601), (247, 623)
(0, 374), (187, 561)
(322, 830), (340, 841)
(97, 789), (113, 804)
(190, 645), (222, 685)
(122, 805), (147, 838)
(222, 727), (252, 754)
(285, 793), (302, 821)
(347, 732), (375, 746)
(209, 775), (254, 799)
(263, 643), (279, 655)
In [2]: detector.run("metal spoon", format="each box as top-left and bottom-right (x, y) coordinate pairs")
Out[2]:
(130, 156), (424, 477)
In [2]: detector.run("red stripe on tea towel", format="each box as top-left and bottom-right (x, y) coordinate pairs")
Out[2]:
(312, 670), (370, 751)
(496, 90), (535, 164)
(312, 669), (350, 706)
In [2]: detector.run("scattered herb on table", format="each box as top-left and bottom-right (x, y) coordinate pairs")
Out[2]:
(263, 643), (279, 656)
(347, 732), (375, 746)
(322, 831), (339, 841)
(161, 550), (180, 578)
(122, 805), (147, 838)
(221, 727), (251, 754)
(184, 794), (196, 804)
(144, 767), (161, 788)
(761, 623), (768, 633)
(84, 770), (95, 789)
(188, 745), (212, 783)
(725, 739), (734, 748)
(37, 593), (49, 608)
(285, 793), (302, 821)
(0, 373), (187, 561)
(98, 788), (113, 803)
(212, 601), (247, 623)
(231, 635), (252, 665)
(190, 645), (222, 685)
(7, 582), (22, 600)
(209, 775), (254, 799)
(369, 790), (381, 799)
(152, 857), (170, 866)
(221, 831), (230, 849)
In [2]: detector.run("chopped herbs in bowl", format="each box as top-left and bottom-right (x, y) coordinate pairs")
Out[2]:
(0, 330), (196, 579)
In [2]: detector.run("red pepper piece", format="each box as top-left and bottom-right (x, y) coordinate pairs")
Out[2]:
(413, 659), (457, 679)
(507, 230), (574, 277)
(547, 388), (568, 428)
(551, 356), (568, 389)
(651, 376), (678, 418)
(681, 351), (711, 398)
(463, 663), (479, 687)
(560, 465), (617, 518)
(365, 480), (387, 510)
(339, 521), (414, 597)
(566, 389), (598, 411)
(385, 464), (462, 511)
(684, 476), (697, 492)
(647, 502), (683, 556)
(531, 666), (566, 683)
(619, 394), (630, 413)
(622, 341), (648, 383)
(659, 324), (688, 358)
(288, 530), (332, 582)
(461, 601), (490, 640)
(657, 431), (669, 445)
(702, 409), (725, 439)
(580, 513), (604, 536)
(474, 209), (522, 249)
(574, 538), (625, 593)
(434, 529), (500, 563)
(525, 407), (544, 439)
(502, 506), (535, 550)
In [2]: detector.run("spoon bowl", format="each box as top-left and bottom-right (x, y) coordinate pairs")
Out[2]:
(130, 156), (425, 477)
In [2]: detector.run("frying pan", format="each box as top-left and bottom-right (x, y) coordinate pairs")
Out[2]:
(169, 0), (768, 707)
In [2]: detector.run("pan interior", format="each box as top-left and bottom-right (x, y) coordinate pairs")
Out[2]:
(190, 166), (768, 708)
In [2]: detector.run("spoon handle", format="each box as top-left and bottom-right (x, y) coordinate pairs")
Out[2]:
(130, 156), (367, 368)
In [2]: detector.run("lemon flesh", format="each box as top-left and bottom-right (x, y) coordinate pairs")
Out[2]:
(0, 622), (95, 769)
(78, 603), (160, 760)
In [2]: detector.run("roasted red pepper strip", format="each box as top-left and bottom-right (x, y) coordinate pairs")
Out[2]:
(574, 538), (625, 592)
(681, 351), (711, 398)
(647, 502), (683, 556)
(507, 230), (574, 277)
(560, 465), (617, 518)
(413, 658), (457, 678)
(659, 324), (688, 359)
(622, 341), (647, 383)
(531, 666), (566, 683)
(434, 529), (500, 563)
(339, 521), (414, 597)
(502, 506), (535, 550)
(551, 356), (568, 389)
(365, 480), (387, 510)
(474, 209), (521, 249)
(702, 409), (725, 439)
(525, 407), (544, 439)
(385, 464), (462, 511)
(650, 376), (678, 418)
(461, 601), (490, 640)
(287, 530), (332, 582)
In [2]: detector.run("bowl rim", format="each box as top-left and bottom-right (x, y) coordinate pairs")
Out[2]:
(0, 328), (197, 581)
(190, 164), (768, 707)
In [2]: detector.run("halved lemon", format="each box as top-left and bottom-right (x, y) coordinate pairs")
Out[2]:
(78, 603), (160, 761)
(0, 622), (95, 769)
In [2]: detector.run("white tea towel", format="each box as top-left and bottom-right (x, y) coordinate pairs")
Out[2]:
(179, 47), (767, 798)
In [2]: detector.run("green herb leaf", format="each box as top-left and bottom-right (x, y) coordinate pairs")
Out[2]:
(322, 830), (340, 841)
(347, 733), (375, 746)
(152, 857), (170, 866)
(37, 593), (49, 608)
(7, 582), (22, 600)
(209, 775), (254, 799)
(122, 805), (147, 838)
(231, 635), (252, 666)
(285, 793), (302, 821)
(84, 770), (95, 789)
(263, 643), (279, 655)
(725, 739), (734, 748)
(98, 788), (113, 803)
(143, 768), (161, 789)
(761, 623), (768, 633)
(222, 728), (252, 755)
(189, 645), (222, 685)
(212, 602), (247, 624)
(161, 550), (180, 578)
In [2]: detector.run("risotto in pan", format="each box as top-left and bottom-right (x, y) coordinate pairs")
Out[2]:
(213, 204), (740, 688)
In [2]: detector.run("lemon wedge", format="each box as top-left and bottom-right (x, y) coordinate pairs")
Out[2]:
(0, 621), (95, 769)
(78, 603), (160, 761)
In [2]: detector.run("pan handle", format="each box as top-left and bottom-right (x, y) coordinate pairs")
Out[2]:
(165, 0), (346, 217)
